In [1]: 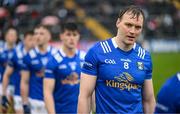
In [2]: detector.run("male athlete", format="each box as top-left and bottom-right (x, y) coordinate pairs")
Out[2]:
(2, 31), (34, 113)
(78, 5), (155, 113)
(44, 22), (85, 113)
(20, 25), (57, 114)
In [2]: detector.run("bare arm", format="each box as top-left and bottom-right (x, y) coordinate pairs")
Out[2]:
(91, 91), (96, 113)
(142, 79), (156, 114)
(20, 70), (30, 104)
(43, 78), (55, 114)
(78, 73), (97, 113)
(2, 66), (14, 96)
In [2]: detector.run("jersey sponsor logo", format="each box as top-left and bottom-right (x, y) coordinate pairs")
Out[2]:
(106, 72), (141, 91)
(36, 68), (45, 77)
(120, 58), (131, 62)
(61, 72), (80, 85)
(137, 62), (144, 70)
(104, 59), (116, 64)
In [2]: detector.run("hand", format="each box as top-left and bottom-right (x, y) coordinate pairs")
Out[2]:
(23, 104), (31, 114)
(1, 96), (9, 109)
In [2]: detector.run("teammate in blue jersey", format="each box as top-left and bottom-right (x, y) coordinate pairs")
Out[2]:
(0, 27), (18, 113)
(1, 31), (34, 114)
(78, 5), (155, 113)
(44, 22), (85, 113)
(155, 72), (180, 113)
(20, 25), (57, 114)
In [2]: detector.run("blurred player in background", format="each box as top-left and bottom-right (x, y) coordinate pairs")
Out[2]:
(20, 25), (57, 114)
(78, 5), (155, 113)
(155, 72), (180, 113)
(44, 22), (85, 113)
(0, 26), (18, 113)
(1, 31), (34, 114)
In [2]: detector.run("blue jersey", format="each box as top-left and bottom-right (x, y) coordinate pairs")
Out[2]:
(21, 46), (57, 100)
(8, 43), (27, 95)
(0, 42), (15, 84)
(45, 49), (85, 113)
(155, 73), (180, 113)
(82, 38), (152, 113)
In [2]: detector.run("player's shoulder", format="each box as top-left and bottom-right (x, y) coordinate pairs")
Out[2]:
(89, 38), (112, 54)
(27, 48), (37, 59)
(0, 41), (5, 53)
(51, 49), (63, 63)
(78, 50), (86, 60)
(167, 73), (180, 86)
(133, 43), (151, 60)
(48, 45), (58, 55)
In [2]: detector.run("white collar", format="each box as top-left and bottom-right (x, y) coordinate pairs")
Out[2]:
(35, 45), (51, 53)
(111, 38), (136, 49)
(60, 48), (78, 57)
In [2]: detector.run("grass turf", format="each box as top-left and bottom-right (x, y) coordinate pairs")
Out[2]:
(152, 52), (180, 96)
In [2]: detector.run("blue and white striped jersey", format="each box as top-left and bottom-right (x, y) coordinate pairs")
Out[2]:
(82, 38), (152, 113)
(21, 46), (57, 100)
(8, 43), (27, 95)
(45, 48), (85, 113)
(0, 42), (16, 84)
(155, 73), (180, 113)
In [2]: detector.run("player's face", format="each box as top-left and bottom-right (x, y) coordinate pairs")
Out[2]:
(5, 29), (18, 44)
(60, 30), (80, 49)
(116, 12), (143, 45)
(34, 27), (51, 46)
(24, 34), (35, 50)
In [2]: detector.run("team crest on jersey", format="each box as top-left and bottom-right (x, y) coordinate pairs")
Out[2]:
(69, 62), (77, 71)
(137, 62), (144, 70)
(41, 57), (48, 66)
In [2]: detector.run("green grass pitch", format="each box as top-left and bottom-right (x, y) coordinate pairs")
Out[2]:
(152, 52), (180, 96)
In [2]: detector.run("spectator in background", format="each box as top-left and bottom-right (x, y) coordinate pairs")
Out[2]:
(78, 5), (155, 113)
(155, 72), (180, 113)
(44, 22), (85, 113)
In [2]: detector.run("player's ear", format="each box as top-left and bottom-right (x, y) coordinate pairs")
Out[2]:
(116, 18), (121, 28)
(59, 33), (63, 41)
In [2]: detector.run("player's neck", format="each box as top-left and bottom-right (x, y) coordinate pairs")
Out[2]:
(38, 44), (48, 53)
(6, 42), (15, 49)
(114, 36), (133, 51)
(62, 46), (76, 57)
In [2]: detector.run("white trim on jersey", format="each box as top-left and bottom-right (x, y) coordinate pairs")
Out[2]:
(59, 48), (66, 57)
(100, 41), (112, 53)
(112, 38), (118, 48)
(138, 47), (146, 59)
(54, 52), (63, 63)
(112, 38), (136, 50)
(29, 49), (37, 58)
(177, 73), (180, 81)
(133, 43), (136, 49)
(105, 41), (112, 52)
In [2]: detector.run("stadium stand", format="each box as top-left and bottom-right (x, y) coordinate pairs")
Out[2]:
(0, 0), (179, 41)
